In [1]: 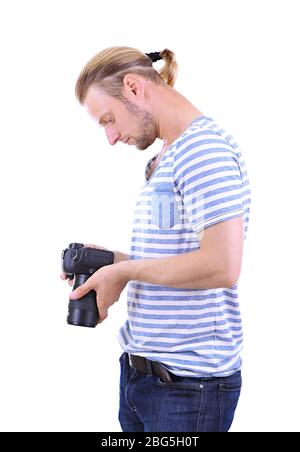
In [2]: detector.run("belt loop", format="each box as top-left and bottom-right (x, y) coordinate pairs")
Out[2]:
(145, 358), (153, 376)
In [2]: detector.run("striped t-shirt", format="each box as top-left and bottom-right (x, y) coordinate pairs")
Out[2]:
(118, 115), (251, 377)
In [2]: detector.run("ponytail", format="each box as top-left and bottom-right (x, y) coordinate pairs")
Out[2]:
(158, 49), (178, 87)
(146, 49), (178, 86)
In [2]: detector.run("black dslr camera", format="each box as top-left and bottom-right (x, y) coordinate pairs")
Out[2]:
(61, 243), (114, 328)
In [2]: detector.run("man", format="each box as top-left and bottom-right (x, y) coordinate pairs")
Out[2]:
(62, 47), (251, 432)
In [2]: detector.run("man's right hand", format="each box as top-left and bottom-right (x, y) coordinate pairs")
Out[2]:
(60, 244), (129, 285)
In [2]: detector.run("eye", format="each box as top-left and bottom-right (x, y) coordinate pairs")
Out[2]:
(104, 116), (113, 125)
(99, 115), (114, 128)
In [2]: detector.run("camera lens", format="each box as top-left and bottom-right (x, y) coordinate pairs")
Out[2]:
(67, 291), (98, 328)
(67, 274), (99, 328)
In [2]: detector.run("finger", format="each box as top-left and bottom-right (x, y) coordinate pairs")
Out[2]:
(84, 243), (107, 250)
(60, 272), (74, 286)
(69, 282), (91, 300)
(98, 309), (108, 322)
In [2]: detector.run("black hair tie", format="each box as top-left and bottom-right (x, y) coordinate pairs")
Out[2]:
(145, 52), (162, 63)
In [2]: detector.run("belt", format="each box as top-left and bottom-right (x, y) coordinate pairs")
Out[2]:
(128, 354), (172, 384)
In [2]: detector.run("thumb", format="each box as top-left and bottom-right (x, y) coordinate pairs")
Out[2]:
(69, 282), (92, 300)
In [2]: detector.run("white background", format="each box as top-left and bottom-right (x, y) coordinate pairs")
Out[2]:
(0, 0), (299, 432)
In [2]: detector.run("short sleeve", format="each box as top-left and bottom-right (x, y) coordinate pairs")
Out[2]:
(173, 135), (244, 235)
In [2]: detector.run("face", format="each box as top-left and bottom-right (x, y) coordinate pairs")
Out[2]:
(84, 85), (157, 150)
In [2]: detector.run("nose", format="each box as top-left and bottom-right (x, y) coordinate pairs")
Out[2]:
(105, 126), (120, 145)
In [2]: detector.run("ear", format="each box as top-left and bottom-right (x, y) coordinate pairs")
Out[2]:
(123, 74), (144, 99)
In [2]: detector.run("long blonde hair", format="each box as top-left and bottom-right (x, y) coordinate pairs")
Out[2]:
(75, 46), (178, 103)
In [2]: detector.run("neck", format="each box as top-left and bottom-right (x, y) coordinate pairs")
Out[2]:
(151, 84), (203, 146)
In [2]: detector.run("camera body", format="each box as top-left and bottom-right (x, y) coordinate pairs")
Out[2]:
(61, 243), (114, 327)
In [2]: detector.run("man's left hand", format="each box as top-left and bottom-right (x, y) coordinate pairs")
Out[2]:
(69, 262), (130, 322)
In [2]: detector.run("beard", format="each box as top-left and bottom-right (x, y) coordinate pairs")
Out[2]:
(121, 98), (157, 150)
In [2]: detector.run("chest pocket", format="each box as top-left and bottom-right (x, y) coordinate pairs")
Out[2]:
(152, 182), (180, 229)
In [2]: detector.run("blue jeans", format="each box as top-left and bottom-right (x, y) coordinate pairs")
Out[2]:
(119, 353), (241, 432)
